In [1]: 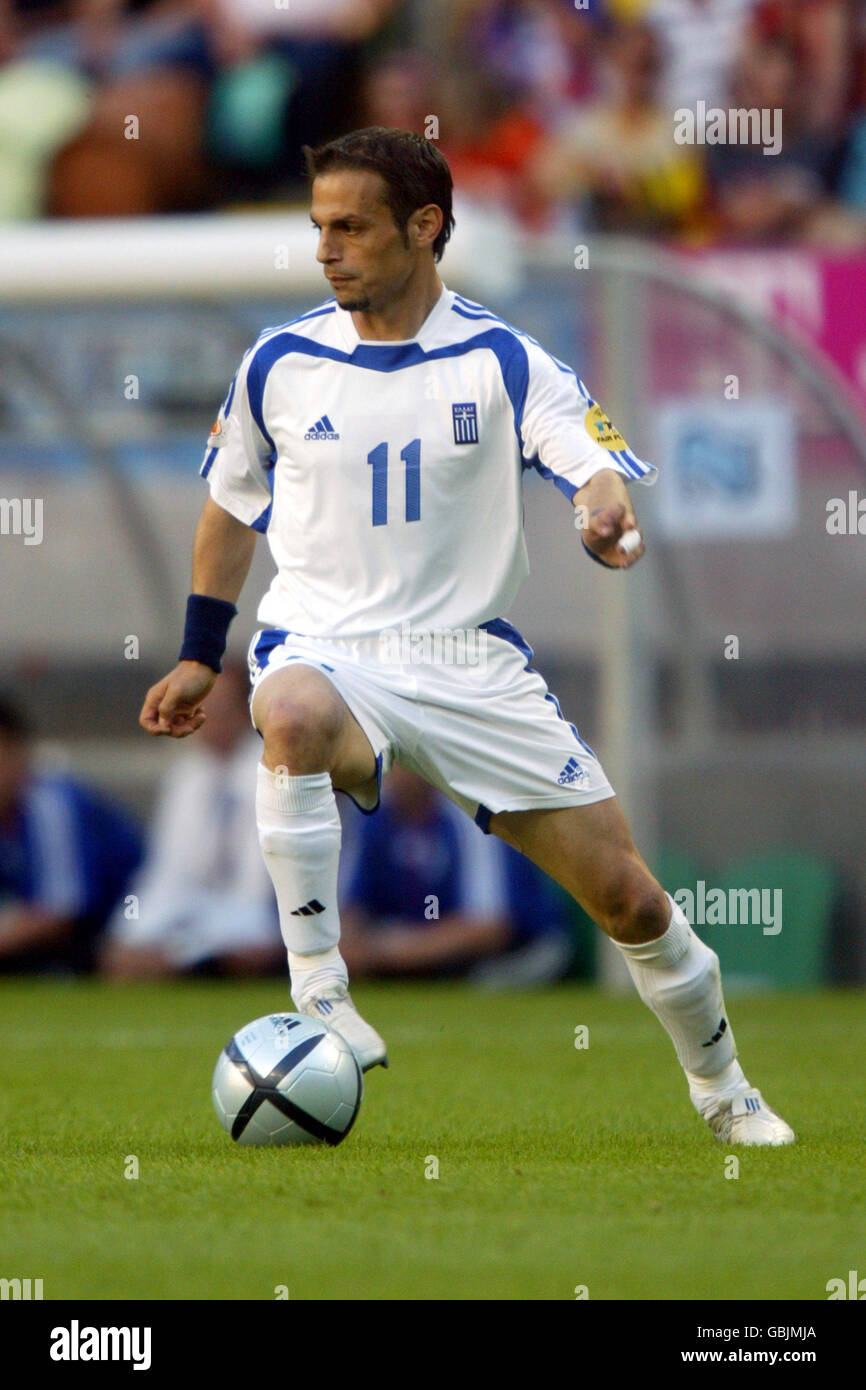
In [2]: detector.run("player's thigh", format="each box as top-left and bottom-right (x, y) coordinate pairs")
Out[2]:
(488, 798), (668, 941)
(251, 663), (377, 787)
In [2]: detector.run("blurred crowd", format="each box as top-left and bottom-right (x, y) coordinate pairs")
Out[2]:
(0, 669), (586, 986)
(1, 0), (865, 243)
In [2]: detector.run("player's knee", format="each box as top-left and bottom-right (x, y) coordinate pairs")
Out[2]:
(599, 871), (668, 945)
(259, 693), (344, 772)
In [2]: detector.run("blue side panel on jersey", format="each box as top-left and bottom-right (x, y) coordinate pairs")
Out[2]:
(249, 447), (276, 531)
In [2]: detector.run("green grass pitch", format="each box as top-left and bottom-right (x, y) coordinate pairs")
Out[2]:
(0, 979), (863, 1301)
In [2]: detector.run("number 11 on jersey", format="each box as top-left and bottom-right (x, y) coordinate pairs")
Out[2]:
(368, 439), (421, 526)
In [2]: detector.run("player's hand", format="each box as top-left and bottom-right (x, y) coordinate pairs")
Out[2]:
(584, 501), (645, 569)
(576, 471), (645, 570)
(139, 661), (217, 737)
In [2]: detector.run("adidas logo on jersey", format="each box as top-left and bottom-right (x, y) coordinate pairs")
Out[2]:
(304, 415), (340, 440)
(557, 757), (588, 785)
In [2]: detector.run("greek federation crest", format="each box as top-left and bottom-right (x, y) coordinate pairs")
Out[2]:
(452, 402), (479, 445)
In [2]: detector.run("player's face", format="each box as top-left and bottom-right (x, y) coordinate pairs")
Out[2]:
(311, 170), (420, 315)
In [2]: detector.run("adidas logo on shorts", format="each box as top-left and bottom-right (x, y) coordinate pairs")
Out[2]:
(557, 756), (588, 785)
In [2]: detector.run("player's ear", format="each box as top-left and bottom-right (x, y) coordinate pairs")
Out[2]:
(410, 203), (443, 253)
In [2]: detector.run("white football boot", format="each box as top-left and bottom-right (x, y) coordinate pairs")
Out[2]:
(702, 1087), (795, 1146)
(300, 986), (388, 1072)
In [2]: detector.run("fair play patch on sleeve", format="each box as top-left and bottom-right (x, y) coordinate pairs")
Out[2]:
(584, 403), (628, 452)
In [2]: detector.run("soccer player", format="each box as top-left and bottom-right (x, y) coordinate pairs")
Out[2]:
(140, 127), (793, 1146)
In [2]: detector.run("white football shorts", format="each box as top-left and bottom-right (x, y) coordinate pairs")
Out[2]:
(246, 618), (614, 831)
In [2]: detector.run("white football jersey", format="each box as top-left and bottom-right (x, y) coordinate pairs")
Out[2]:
(201, 285), (656, 639)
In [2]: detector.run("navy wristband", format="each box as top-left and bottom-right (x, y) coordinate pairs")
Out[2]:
(178, 594), (237, 673)
(581, 538), (618, 570)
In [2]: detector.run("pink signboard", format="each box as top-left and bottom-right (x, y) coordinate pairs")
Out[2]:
(676, 249), (866, 425)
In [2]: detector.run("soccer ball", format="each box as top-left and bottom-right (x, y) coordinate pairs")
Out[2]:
(212, 1012), (363, 1146)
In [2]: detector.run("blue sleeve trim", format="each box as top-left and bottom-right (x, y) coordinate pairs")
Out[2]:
(524, 452), (578, 501)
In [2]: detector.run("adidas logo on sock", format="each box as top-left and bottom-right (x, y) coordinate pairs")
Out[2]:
(304, 415), (340, 441)
(702, 1017), (728, 1047)
(557, 756), (588, 785)
(290, 899), (326, 917)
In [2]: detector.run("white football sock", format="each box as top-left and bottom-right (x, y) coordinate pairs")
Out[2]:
(255, 762), (348, 1008)
(616, 894), (746, 1111)
(286, 945), (348, 1007)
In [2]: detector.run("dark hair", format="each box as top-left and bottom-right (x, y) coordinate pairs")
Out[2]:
(304, 127), (455, 263)
(0, 693), (31, 742)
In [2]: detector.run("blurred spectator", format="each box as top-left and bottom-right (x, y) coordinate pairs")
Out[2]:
(361, 48), (433, 135)
(443, 0), (600, 127)
(0, 691), (142, 973)
(750, 0), (855, 141)
(646, 0), (756, 113)
(201, 0), (398, 204)
(338, 764), (576, 987)
(0, 0), (93, 218)
(532, 20), (706, 238)
(11, 0), (215, 216)
(839, 114), (866, 215)
(100, 660), (282, 979)
(2, 0), (397, 216)
(707, 34), (865, 245)
(436, 65), (548, 227)
(4, 0), (862, 241)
